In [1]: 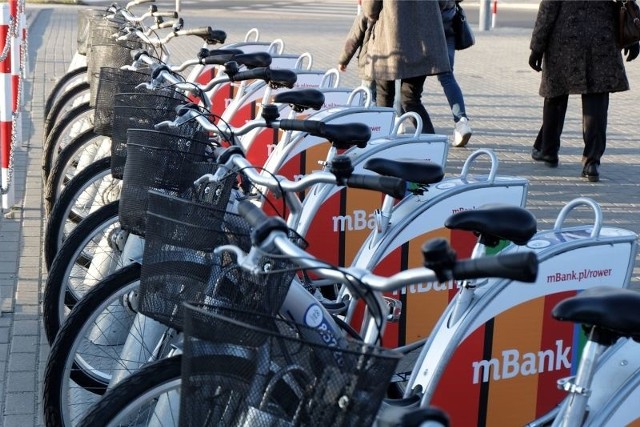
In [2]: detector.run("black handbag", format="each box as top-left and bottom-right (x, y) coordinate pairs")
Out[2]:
(453, 2), (475, 50)
(617, 0), (640, 48)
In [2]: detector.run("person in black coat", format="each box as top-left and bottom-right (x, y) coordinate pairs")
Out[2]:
(529, 0), (639, 182)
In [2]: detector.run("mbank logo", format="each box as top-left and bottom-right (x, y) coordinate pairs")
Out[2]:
(471, 340), (571, 384)
(332, 210), (375, 232)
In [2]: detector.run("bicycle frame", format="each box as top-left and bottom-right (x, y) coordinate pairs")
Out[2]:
(403, 198), (637, 426)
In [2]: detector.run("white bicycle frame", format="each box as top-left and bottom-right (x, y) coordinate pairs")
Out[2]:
(401, 198), (637, 426)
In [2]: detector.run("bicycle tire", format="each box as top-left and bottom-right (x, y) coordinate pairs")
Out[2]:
(77, 355), (182, 427)
(43, 263), (146, 427)
(43, 102), (94, 182)
(43, 200), (122, 345)
(45, 128), (111, 214)
(44, 81), (91, 139)
(44, 66), (88, 118)
(44, 157), (119, 270)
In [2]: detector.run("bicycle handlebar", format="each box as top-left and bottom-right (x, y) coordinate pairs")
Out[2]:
(234, 199), (539, 292)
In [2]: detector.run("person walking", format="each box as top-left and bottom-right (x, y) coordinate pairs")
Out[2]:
(439, 0), (472, 147)
(337, 5), (376, 101)
(528, 0), (639, 182)
(361, 0), (450, 134)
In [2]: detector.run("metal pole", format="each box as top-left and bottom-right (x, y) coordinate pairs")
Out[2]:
(479, 0), (492, 31)
(0, 4), (13, 211)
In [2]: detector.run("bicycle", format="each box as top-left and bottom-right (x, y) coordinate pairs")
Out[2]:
(73, 198), (538, 427)
(42, 148), (409, 426)
(78, 195), (637, 426)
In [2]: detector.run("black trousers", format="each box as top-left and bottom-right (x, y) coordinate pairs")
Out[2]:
(376, 75), (435, 134)
(533, 92), (609, 166)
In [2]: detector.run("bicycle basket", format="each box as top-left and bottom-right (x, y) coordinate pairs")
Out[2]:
(118, 126), (214, 237)
(76, 9), (109, 55)
(93, 67), (154, 137)
(88, 38), (149, 107)
(139, 191), (294, 331)
(110, 89), (189, 179)
(180, 304), (402, 427)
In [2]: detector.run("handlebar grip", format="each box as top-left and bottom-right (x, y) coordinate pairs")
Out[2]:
(201, 52), (239, 65)
(180, 26), (212, 37)
(238, 200), (290, 246)
(237, 200), (269, 229)
(453, 252), (538, 283)
(154, 20), (176, 29)
(231, 67), (270, 82)
(278, 119), (324, 134)
(152, 11), (178, 18)
(346, 174), (406, 199)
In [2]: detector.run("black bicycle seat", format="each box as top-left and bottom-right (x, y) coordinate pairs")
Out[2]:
(273, 89), (325, 111)
(444, 205), (537, 246)
(552, 286), (640, 340)
(363, 158), (444, 185)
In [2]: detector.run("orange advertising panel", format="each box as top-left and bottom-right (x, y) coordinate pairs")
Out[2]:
(430, 291), (577, 426)
(348, 228), (477, 347)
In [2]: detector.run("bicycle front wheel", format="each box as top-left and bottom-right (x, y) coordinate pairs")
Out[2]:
(43, 200), (123, 345)
(77, 355), (182, 427)
(43, 263), (146, 427)
(44, 128), (111, 214)
(44, 157), (119, 271)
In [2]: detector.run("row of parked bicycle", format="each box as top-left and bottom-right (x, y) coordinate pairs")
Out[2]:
(39, 1), (640, 426)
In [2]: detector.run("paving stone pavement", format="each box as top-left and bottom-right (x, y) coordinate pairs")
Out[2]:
(0, 2), (639, 426)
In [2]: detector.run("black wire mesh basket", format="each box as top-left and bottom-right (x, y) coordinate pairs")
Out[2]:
(76, 9), (109, 56)
(180, 303), (403, 427)
(137, 184), (273, 331)
(93, 67), (154, 137)
(88, 38), (149, 107)
(110, 89), (189, 179)
(118, 125), (214, 237)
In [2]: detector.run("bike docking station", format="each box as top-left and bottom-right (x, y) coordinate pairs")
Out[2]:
(193, 28), (285, 91)
(387, 197), (636, 426)
(241, 84), (371, 168)
(216, 53), (335, 129)
(337, 147), (528, 340)
(296, 112), (450, 268)
(257, 101), (402, 218)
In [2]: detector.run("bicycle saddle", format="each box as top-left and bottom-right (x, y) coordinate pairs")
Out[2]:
(444, 205), (537, 246)
(273, 89), (325, 111)
(552, 286), (640, 340)
(363, 158), (444, 185)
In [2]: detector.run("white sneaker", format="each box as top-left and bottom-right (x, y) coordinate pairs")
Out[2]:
(452, 117), (472, 147)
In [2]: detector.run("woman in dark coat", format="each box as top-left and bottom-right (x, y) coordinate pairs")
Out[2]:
(361, 0), (450, 133)
(529, 0), (639, 181)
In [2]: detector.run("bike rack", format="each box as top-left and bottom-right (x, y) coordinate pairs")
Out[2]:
(553, 197), (603, 238)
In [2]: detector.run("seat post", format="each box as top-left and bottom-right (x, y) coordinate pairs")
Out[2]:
(553, 326), (612, 427)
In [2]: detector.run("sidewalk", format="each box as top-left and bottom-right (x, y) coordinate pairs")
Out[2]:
(1, 3), (639, 426)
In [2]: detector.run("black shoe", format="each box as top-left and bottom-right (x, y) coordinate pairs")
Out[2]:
(581, 163), (599, 182)
(531, 148), (559, 168)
